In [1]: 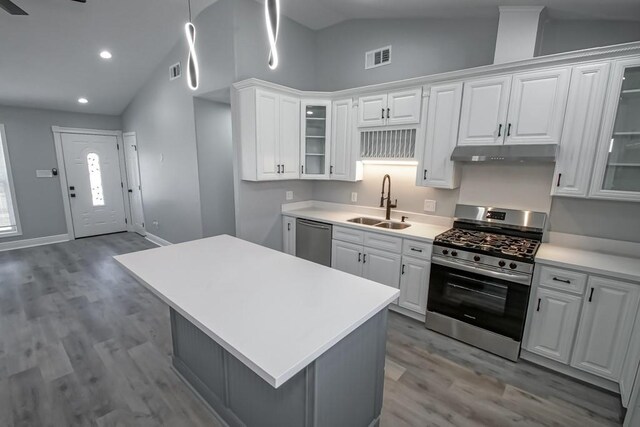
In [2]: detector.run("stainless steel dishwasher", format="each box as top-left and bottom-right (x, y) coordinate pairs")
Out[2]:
(295, 219), (332, 267)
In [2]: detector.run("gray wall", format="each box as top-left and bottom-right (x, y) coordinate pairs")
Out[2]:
(0, 104), (121, 242)
(193, 98), (236, 238)
(314, 18), (499, 91)
(539, 20), (640, 56)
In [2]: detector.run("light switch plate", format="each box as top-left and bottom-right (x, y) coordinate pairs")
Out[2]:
(351, 192), (358, 203)
(286, 191), (293, 201)
(424, 199), (436, 212)
(36, 170), (53, 178)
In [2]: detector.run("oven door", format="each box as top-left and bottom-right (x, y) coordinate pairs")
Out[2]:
(427, 259), (530, 341)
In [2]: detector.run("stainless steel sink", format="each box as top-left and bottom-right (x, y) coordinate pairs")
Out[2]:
(374, 221), (411, 230)
(347, 217), (411, 230)
(347, 217), (383, 226)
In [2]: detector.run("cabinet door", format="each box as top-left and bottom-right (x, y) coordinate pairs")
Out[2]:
(282, 216), (296, 256)
(399, 257), (430, 313)
(330, 99), (353, 181)
(387, 88), (422, 125)
(363, 247), (401, 300)
(621, 308), (640, 407)
(589, 58), (640, 201)
(553, 63), (610, 197)
(278, 95), (301, 179)
(331, 240), (363, 277)
(358, 94), (387, 127)
(458, 75), (511, 146)
(505, 68), (571, 145)
(419, 82), (463, 189)
(571, 276), (640, 381)
(255, 89), (280, 180)
(301, 100), (331, 180)
(526, 288), (582, 364)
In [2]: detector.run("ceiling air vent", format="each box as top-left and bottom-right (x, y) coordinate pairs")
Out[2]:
(169, 62), (182, 81)
(365, 46), (391, 70)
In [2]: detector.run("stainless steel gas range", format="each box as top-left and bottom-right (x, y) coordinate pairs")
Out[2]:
(426, 204), (547, 362)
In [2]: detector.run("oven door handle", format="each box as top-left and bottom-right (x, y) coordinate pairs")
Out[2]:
(448, 284), (507, 301)
(431, 255), (531, 286)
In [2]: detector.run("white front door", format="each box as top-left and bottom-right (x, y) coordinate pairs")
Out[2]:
(123, 133), (145, 236)
(61, 133), (127, 238)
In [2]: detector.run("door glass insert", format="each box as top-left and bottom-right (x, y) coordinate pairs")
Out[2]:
(87, 153), (105, 206)
(603, 66), (640, 192)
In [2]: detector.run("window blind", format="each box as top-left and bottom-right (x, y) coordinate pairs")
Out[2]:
(0, 125), (18, 235)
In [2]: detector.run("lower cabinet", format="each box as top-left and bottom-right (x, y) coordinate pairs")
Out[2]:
(331, 240), (363, 276)
(571, 276), (640, 381)
(398, 256), (430, 314)
(527, 288), (582, 364)
(282, 216), (296, 256)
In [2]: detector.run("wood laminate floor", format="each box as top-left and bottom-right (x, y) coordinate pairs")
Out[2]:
(0, 233), (623, 426)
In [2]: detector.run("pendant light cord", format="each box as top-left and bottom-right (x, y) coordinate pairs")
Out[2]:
(187, 0), (192, 22)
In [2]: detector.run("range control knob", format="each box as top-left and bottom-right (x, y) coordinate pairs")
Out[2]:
(473, 255), (480, 262)
(442, 249), (449, 255)
(451, 251), (458, 257)
(509, 262), (517, 270)
(498, 260), (506, 267)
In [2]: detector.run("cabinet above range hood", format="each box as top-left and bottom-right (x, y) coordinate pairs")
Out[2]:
(450, 144), (557, 163)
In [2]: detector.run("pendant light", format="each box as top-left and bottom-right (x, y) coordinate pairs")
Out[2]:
(265, 0), (280, 70)
(185, 0), (199, 90)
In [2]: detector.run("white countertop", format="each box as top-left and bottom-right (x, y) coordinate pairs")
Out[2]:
(536, 243), (640, 283)
(283, 206), (451, 242)
(114, 235), (399, 388)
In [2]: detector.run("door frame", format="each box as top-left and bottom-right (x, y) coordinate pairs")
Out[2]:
(122, 131), (146, 236)
(51, 126), (132, 240)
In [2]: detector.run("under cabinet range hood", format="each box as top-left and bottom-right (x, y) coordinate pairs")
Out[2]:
(450, 144), (557, 163)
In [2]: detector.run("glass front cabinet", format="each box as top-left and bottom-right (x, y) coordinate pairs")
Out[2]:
(590, 58), (640, 201)
(301, 100), (331, 180)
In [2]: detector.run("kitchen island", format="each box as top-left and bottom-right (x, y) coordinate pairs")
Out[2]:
(114, 235), (399, 427)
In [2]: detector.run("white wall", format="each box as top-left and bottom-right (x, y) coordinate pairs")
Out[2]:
(539, 19), (640, 56)
(0, 104), (121, 242)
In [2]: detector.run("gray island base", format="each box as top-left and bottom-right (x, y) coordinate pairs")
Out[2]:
(170, 308), (388, 427)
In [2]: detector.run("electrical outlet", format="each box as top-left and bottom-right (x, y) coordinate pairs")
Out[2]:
(351, 192), (358, 203)
(286, 191), (293, 201)
(423, 199), (436, 212)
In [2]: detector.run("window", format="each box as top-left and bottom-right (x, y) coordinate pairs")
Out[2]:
(87, 152), (105, 206)
(0, 124), (21, 237)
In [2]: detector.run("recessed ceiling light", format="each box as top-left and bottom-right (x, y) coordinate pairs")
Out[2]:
(99, 50), (112, 60)
(78, 97), (88, 104)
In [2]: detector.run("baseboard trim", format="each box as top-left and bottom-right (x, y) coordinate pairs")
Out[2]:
(0, 234), (71, 252)
(145, 232), (172, 247)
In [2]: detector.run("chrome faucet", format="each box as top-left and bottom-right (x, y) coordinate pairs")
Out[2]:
(380, 174), (397, 220)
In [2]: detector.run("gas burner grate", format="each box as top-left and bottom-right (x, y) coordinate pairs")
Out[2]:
(434, 228), (541, 261)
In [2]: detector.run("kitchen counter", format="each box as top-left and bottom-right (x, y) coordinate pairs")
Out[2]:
(282, 204), (451, 242)
(536, 243), (640, 283)
(114, 235), (399, 426)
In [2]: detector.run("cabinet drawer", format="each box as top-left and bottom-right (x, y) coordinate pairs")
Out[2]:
(332, 226), (364, 245)
(364, 232), (402, 253)
(538, 265), (587, 295)
(402, 239), (432, 260)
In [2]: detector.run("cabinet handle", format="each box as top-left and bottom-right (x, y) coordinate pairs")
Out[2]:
(281, 164), (285, 173)
(401, 264), (405, 275)
(497, 124), (502, 137)
(410, 248), (423, 253)
(556, 173), (562, 187)
(423, 169), (428, 180)
(588, 287), (594, 302)
(387, 108), (390, 119)
(287, 223), (291, 231)
(552, 277), (571, 284)
(507, 123), (512, 136)
(277, 164), (281, 174)
(536, 298), (541, 312)
(358, 252), (361, 263)
(363, 254), (367, 264)
(301, 165), (304, 174)
(330, 165), (333, 174)
(381, 108), (385, 119)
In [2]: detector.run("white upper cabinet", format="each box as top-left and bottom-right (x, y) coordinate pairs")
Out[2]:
(387, 88), (423, 125)
(589, 58), (640, 202)
(552, 63), (610, 198)
(330, 99), (353, 181)
(301, 100), (331, 180)
(458, 75), (511, 146)
(358, 88), (422, 127)
(418, 82), (462, 189)
(505, 67), (571, 145)
(571, 276), (640, 381)
(358, 94), (387, 127)
(239, 87), (300, 181)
